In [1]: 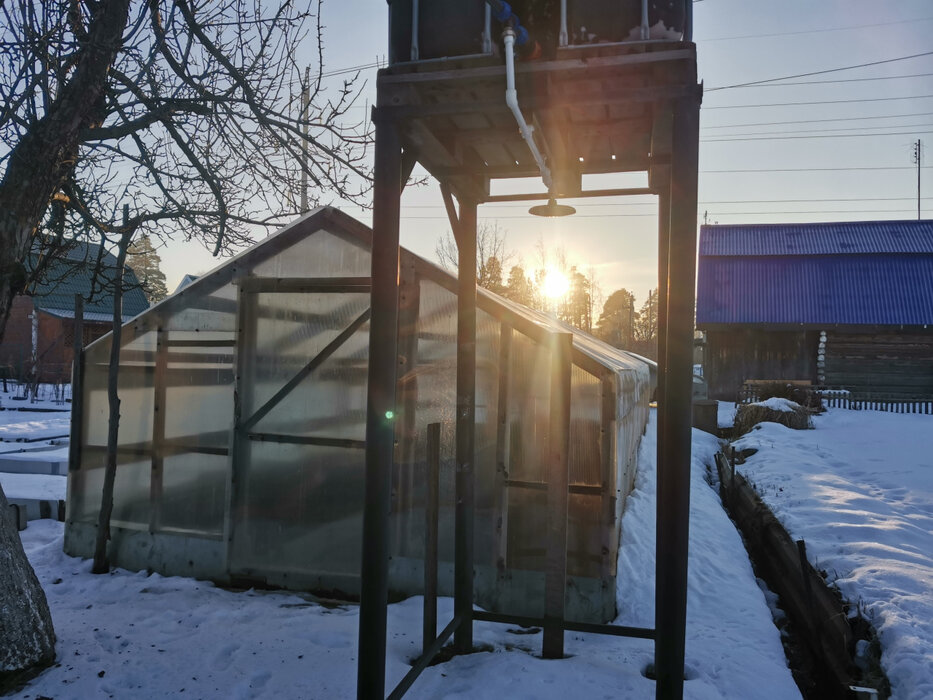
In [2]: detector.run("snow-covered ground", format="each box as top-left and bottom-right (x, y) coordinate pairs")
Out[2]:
(0, 472), (66, 501)
(733, 409), (933, 700)
(9, 412), (801, 700)
(0, 385), (71, 443)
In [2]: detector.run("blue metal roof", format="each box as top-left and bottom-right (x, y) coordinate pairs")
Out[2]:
(696, 220), (933, 327)
(699, 219), (933, 256)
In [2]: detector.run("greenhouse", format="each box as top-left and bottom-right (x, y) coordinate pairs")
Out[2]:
(65, 207), (654, 623)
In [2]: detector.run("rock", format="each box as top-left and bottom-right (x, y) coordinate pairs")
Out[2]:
(0, 482), (56, 681)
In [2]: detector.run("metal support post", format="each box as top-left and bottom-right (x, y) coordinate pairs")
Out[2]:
(655, 94), (700, 700)
(454, 197), (478, 653)
(359, 113), (402, 700)
(543, 332), (573, 659)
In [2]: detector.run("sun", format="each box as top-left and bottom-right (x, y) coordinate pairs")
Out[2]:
(541, 267), (570, 299)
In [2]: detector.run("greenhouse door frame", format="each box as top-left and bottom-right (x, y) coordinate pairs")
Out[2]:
(223, 277), (372, 580)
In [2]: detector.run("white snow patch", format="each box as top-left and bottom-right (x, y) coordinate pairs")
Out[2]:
(750, 397), (801, 413)
(733, 409), (933, 700)
(11, 411), (799, 699)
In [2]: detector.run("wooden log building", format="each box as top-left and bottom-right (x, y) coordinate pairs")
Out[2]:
(696, 219), (933, 401)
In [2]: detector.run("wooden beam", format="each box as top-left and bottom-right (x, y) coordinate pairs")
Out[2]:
(237, 277), (371, 294)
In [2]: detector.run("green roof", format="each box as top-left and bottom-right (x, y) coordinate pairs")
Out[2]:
(26, 240), (150, 320)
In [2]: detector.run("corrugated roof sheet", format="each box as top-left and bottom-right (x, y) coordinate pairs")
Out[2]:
(697, 220), (933, 326)
(26, 240), (149, 318)
(700, 219), (933, 256)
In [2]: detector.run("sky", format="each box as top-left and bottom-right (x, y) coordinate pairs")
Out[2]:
(157, 0), (933, 307)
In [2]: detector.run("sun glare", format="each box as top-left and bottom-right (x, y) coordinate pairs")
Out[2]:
(541, 268), (570, 299)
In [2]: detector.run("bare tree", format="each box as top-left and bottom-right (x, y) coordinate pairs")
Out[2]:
(0, 0), (371, 342)
(0, 0), (371, 666)
(436, 221), (513, 292)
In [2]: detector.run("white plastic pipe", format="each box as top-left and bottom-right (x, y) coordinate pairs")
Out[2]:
(641, 0), (650, 39)
(483, 5), (492, 53)
(503, 28), (553, 191)
(411, 0), (419, 60)
(559, 0), (568, 47)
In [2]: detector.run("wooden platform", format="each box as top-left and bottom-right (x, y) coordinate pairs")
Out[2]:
(377, 41), (700, 201)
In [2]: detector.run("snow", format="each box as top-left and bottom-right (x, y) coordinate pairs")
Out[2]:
(8, 411), (801, 700)
(0, 413), (70, 442)
(733, 409), (933, 700)
(0, 472), (66, 501)
(717, 401), (736, 429)
(750, 397), (800, 413)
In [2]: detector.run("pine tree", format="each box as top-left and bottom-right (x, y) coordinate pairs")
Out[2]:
(504, 264), (535, 307)
(127, 234), (168, 304)
(595, 288), (637, 348)
(558, 266), (592, 331)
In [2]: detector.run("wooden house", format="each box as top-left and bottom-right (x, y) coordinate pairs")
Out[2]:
(0, 241), (149, 384)
(696, 219), (933, 401)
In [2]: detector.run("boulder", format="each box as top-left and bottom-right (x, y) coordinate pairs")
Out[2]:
(0, 482), (56, 683)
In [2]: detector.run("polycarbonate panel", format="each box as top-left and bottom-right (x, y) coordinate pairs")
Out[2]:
(568, 365), (601, 486)
(505, 331), (550, 482)
(110, 458), (150, 529)
(389, 277), (457, 571)
(252, 228), (370, 278)
(159, 453), (226, 536)
(242, 292), (369, 422)
(249, 297), (369, 441)
(229, 441), (365, 577)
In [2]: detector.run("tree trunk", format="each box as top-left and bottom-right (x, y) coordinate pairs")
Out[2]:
(0, 0), (132, 342)
(91, 234), (130, 574)
(0, 483), (56, 682)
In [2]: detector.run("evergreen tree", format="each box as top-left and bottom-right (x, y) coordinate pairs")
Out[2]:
(504, 264), (535, 307)
(127, 234), (168, 304)
(558, 266), (592, 331)
(480, 255), (506, 295)
(595, 288), (637, 348)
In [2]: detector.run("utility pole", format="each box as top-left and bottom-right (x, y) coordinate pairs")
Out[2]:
(913, 139), (922, 220)
(300, 65), (310, 214)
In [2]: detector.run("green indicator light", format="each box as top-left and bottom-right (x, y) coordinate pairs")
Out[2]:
(385, 410), (395, 420)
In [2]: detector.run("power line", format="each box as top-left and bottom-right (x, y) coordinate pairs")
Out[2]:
(707, 51), (933, 92)
(705, 122), (933, 138)
(700, 16), (933, 43)
(701, 166), (932, 173)
(703, 130), (933, 143)
(717, 72), (933, 89)
(702, 111), (933, 130)
(705, 94), (933, 110)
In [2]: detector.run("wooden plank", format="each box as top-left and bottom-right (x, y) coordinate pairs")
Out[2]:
(245, 433), (366, 449)
(493, 324), (512, 583)
(543, 333), (573, 659)
(237, 277), (371, 294)
(378, 48), (694, 85)
(423, 422), (441, 656)
(149, 328), (167, 533)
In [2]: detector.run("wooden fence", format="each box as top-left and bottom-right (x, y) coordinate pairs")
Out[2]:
(737, 384), (933, 415)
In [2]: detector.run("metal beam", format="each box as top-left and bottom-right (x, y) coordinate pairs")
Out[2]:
(358, 114), (402, 700)
(655, 93), (700, 700)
